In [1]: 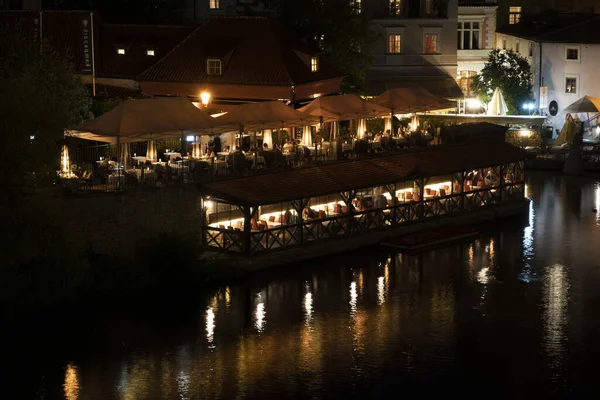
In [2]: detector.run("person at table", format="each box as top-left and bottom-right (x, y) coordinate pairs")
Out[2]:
(263, 142), (269, 151)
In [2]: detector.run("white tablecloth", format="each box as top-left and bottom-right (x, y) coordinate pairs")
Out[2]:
(132, 156), (147, 163)
(164, 152), (182, 162)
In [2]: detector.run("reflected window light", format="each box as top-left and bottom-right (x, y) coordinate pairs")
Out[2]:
(543, 264), (569, 359)
(304, 292), (313, 323)
(117, 48), (125, 55)
(349, 281), (357, 315)
(225, 286), (231, 308)
(477, 267), (490, 284)
(255, 302), (266, 332)
(176, 371), (190, 399)
(206, 306), (215, 344)
(377, 276), (385, 305)
(596, 184), (600, 223)
(63, 363), (79, 400)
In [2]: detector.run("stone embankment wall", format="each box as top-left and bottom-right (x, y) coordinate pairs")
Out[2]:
(50, 186), (203, 256)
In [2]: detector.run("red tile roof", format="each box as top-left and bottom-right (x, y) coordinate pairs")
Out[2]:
(98, 23), (194, 78)
(199, 142), (527, 206)
(138, 16), (344, 86)
(86, 84), (152, 99)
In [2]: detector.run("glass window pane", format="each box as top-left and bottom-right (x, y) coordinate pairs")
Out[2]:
(472, 31), (479, 49)
(463, 32), (470, 50)
(464, 22), (471, 29)
(457, 30), (461, 49)
(473, 22), (479, 29)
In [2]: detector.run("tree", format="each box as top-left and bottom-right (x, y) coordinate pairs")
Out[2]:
(471, 49), (533, 115)
(0, 37), (92, 198)
(271, 0), (379, 94)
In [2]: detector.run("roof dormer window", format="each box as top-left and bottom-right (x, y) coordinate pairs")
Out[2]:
(310, 57), (319, 73)
(207, 58), (222, 75)
(146, 49), (155, 56)
(117, 48), (126, 55)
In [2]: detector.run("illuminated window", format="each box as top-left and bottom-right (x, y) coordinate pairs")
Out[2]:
(457, 21), (480, 50)
(424, 0), (434, 15)
(388, 34), (401, 53)
(146, 49), (155, 56)
(210, 0), (220, 9)
(311, 57), (319, 72)
(117, 48), (125, 55)
(509, 6), (521, 24)
(566, 47), (580, 61)
(207, 59), (222, 75)
(389, 0), (403, 16)
(425, 34), (438, 54)
(565, 76), (578, 94)
(355, 0), (361, 13)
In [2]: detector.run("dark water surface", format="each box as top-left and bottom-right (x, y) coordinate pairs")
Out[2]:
(5, 172), (600, 399)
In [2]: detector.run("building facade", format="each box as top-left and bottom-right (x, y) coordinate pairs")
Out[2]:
(496, 13), (600, 132)
(361, 0), (462, 99)
(456, 1), (497, 97)
(495, 0), (600, 29)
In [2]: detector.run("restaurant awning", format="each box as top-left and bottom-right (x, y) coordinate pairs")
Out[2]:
(368, 75), (464, 100)
(66, 97), (220, 143)
(372, 87), (455, 114)
(298, 94), (390, 122)
(563, 95), (600, 114)
(213, 100), (319, 130)
(199, 142), (527, 206)
(419, 114), (547, 125)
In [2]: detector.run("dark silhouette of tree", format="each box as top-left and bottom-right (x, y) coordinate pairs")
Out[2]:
(0, 37), (92, 196)
(270, 0), (379, 93)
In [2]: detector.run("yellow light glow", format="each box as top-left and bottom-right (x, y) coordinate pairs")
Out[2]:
(520, 129), (532, 137)
(304, 292), (313, 324)
(377, 276), (385, 305)
(200, 92), (211, 106)
(204, 200), (213, 210)
(58, 145), (76, 179)
(349, 281), (357, 316)
(467, 98), (481, 109)
(255, 302), (266, 332)
(63, 363), (79, 400)
(206, 306), (215, 344)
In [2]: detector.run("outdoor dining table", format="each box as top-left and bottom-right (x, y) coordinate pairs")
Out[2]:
(132, 156), (147, 164)
(164, 152), (182, 162)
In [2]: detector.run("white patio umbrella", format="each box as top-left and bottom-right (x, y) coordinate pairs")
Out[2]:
(487, 88), (508, 116)
(263, 129), (273, 148)
(302, 126), (313, 146)
(146, 140), (157, 161)
(357, 119), (367, 139)
(120, 143), (130, 168)
(384, 116), (393, 134)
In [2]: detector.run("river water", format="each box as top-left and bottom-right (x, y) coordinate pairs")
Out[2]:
(5, 171), (600, 399)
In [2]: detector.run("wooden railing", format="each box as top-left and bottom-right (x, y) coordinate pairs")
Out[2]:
(203, 179), (526, 255)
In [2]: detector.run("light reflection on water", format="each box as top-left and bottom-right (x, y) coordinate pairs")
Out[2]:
(12, 172), (600, 398)
(543, 264), (570, 366)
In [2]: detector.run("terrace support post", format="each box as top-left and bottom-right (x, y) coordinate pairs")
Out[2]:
(499, 164), (506, 203)
(459, 171), (466, 211)
(242, 206), (253, 255)
(520, 161), (526, 199)
(342, 190), (356, 234)
(385, 183), (397, 226)
(294, 199), (306, 245)
(200, 198), (208, 247)
(417, 179), (425, 220)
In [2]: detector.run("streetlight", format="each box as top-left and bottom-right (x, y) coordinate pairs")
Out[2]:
(522, 102), (535, 115)
(200, 92), (211, 109)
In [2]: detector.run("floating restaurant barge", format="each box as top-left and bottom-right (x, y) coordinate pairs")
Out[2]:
(199, 142), (528, 265)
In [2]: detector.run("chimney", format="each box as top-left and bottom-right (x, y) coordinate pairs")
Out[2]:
(22, 0), (41, 11)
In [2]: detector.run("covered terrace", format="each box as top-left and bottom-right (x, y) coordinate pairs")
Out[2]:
(199, 142), (527, 255)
